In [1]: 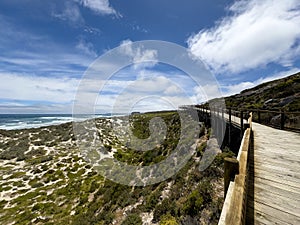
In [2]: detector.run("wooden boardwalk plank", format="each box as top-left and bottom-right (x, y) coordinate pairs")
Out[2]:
(253, 146), (300, 157)
(252, 176), (300, 197)
(246, 206), (291, 225)
(250, 156), (300, 174)
(254, 154), (300, 168)
(248, 182), (300, 205)
(249, 170), (300, 189)
(247, 201), (299, 225)
(247, 185), (300, 216)
(247, 122), (300, 224)
(249, 163), (300, 180)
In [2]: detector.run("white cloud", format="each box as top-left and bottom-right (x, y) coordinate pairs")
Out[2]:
(164, 85), (182, 96)
(83, 25), (101, 35)
(0, 50), (94, 76)
(119, 40), (158, 69)
(223, 67), (300, 96)
(0, 103), (75, 114)
(125, 76), (171, 93)
(76, 39), (98, 57)
(0, 72), (79, 103)
(0, 66), (223, 113)
(77, 0), (119, 16)
(190, 68), (299, 102)
(95, 69), (199, 113)
(222, 82), (255, 96)
(106, 93), (194, 114)
(53, 0), (119, 23)
(52, 1), (84, 25)
(4, 67), (293, 114)
(0, 70), (188, 113)
(188, 0), (300, 73)
(192, 84), (222, 103)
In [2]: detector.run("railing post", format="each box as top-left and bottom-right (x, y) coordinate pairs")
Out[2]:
(240, 111), (244, 138)
(222, 108), (224, 143)
(244, 123), (250, 130)
(228, 108), (232, 145)
(280, 110), (285, 130)
(222, 108), (224, 120)
(216, 108), (219, 139)
(257, 110), (261, 123)
(229, 108), (232, 125)
(224, 157), (239, 198)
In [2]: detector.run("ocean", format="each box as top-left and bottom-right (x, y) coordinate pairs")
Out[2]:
(0, 113), (121, 130)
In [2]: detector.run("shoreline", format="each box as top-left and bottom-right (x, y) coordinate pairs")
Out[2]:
(0, 110), (178, 131)
(0, 113), (125, 131)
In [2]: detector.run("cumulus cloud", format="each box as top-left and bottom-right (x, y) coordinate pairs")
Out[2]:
(0, 69), (195, 113)
(1, 65), (225, 113)
(188, 0), (300, 73)
(76, 0), (119, 16)
(119, 40), (158, 68)
(96, 68), (199, 113)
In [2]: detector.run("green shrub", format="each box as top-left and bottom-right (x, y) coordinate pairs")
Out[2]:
(153, 199), (176, 222)
(121, 213), (142, 225)
(214, 147), (235, 167)
(183, 190), (204, 216)
(159, 214), (178, 225)
(144, 190), (160, 211)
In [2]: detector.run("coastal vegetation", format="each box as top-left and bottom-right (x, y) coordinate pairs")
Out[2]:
(0, 111), (232, 224)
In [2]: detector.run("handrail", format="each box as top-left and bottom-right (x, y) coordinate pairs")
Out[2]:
(218, 113), (252, 225)
(194, 105), (300, 132)
(193, 104), (299, 223)
(195, 105), (252, 224)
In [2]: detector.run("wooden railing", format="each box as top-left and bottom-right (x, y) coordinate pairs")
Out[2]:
(218, 112), (252, 225)
(194, 105), (300, 132)
(191, 105), (299, 224)
(195, 106), (248, 126)
(194, 105), (252, 224)
(252, 109), (300, 132)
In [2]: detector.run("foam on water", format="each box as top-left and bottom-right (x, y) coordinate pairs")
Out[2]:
(0, 114), (124, 130)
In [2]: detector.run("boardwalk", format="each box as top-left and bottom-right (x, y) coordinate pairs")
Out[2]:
(247, 122), (300, 224)
(197, 107), (300, 224)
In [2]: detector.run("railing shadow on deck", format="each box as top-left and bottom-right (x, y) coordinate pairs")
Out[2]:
(246, 126), (254, 225)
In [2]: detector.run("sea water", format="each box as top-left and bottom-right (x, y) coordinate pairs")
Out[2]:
(0, 113), (121, 130)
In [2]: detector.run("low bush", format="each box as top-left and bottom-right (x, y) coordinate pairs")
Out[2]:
(121, 213), (142, 225)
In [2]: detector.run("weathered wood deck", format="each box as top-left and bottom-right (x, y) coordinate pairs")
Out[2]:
(196, 106), (300, 224)
(246, 122), (300, 224)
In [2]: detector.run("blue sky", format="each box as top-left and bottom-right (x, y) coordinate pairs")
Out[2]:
(0, 0), (299, 113)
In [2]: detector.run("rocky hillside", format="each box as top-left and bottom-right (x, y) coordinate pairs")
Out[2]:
(225, 72), (300, 111)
